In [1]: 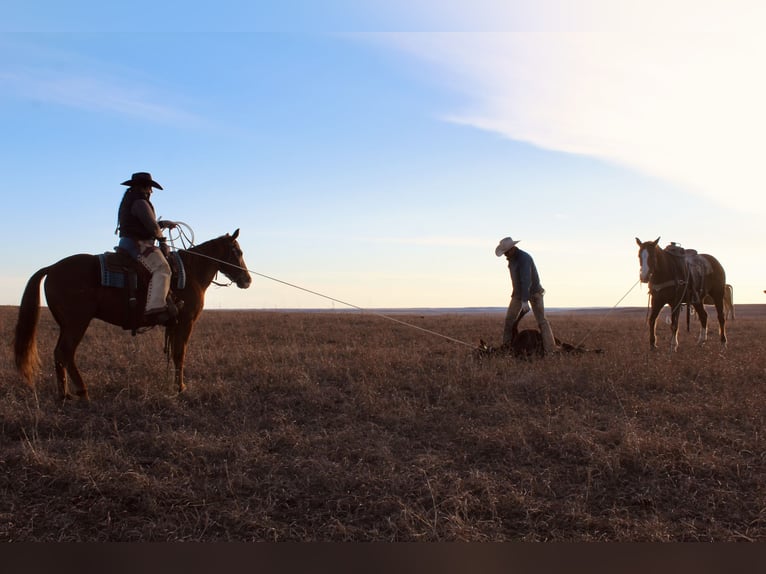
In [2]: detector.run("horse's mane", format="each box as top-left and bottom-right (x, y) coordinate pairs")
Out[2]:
(186, 234), (231, 252)
(650, 242), (686, 283)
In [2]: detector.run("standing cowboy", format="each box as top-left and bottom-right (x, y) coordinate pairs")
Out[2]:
(495, 236), (559, 354)
(116, 172), (178, 325)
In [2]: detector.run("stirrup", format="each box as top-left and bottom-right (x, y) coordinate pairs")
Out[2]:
(167, 298), (184, 317)
(144, 309), (171, 326)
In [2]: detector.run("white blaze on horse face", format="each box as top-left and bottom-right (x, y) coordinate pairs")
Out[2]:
(639, 249), (651, 283)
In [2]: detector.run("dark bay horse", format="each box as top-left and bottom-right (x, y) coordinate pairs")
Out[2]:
(14, 230), (251, 400)
(635, 237), (727, 352)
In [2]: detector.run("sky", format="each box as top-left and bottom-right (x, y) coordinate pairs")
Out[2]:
(2, 1), (765, 311)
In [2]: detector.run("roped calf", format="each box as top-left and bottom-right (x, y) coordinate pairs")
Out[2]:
(476, 308), (603, 359)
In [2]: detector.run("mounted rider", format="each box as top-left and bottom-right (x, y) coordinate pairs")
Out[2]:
(116, 172), (180, 325)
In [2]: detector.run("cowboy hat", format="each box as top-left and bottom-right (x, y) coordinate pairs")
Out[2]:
(495, 236), (520, 256)
(120, 172), (163, 190)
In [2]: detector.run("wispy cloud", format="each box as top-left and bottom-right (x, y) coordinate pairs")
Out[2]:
(0, 67), (203, 126)
(368, 1), (766, 211)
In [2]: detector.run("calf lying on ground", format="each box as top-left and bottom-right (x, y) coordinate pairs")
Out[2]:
(475, 309), (603, 359)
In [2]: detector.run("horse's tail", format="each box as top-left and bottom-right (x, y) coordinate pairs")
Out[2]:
(13, 267), (49, 386)
(727, 284), (735, 319)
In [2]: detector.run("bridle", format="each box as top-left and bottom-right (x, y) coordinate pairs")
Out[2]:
(211, 240), (249, 287)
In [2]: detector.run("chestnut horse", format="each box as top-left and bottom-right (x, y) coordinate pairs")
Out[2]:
(14, 229), (251, 400)
(635, 237), (727, 352)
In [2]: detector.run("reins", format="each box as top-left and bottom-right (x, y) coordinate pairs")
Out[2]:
(165, 222), (234, 287)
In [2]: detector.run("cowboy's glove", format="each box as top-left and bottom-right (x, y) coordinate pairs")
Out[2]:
(159, 220), (177, 230)
(159, 239), (170, 257)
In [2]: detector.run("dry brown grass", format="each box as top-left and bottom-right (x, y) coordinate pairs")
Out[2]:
(1, 305), (764, 541)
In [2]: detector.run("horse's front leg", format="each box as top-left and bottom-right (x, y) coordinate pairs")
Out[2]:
(174, 360), (186, 393)
(648, 305), (661, 350)
(172, 337), (188, 394)
(669, 307), (681, 353)
(171, 321), (193, 394)
(693, 302), (708, 346)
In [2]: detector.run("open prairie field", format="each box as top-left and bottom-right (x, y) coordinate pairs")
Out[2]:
(1, 305), (764, 541)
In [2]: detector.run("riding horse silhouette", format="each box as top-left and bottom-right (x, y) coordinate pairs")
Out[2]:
(14, 230), (251, 400)
(635, 237), (727, 352)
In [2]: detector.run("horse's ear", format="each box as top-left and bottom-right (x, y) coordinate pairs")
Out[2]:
(653, 237), (660, 246)
(231, 228), (240, 239)
(635, 237), (642, 246)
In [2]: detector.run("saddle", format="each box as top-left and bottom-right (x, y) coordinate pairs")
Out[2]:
(663, 242), (712, 303)
(97, 250), (186, 334)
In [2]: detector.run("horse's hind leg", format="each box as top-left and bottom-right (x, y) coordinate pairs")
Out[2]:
(715, 300), (727, 350)
(54, 354), (68, 400)
(693, 302), (708, 346)
(53, 324), (90, 401)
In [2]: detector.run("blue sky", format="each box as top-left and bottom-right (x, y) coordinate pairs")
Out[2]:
(2, 1), (765, 310)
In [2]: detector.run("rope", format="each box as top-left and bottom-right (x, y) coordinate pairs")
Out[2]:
(162, 220), (195, 251)
(573, 279), (642, 348)
(173, 223), (638, 352)
(181, 249), (477, 349)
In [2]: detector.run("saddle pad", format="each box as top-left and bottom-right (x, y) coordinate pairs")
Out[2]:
(98, 253), (135, 289)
